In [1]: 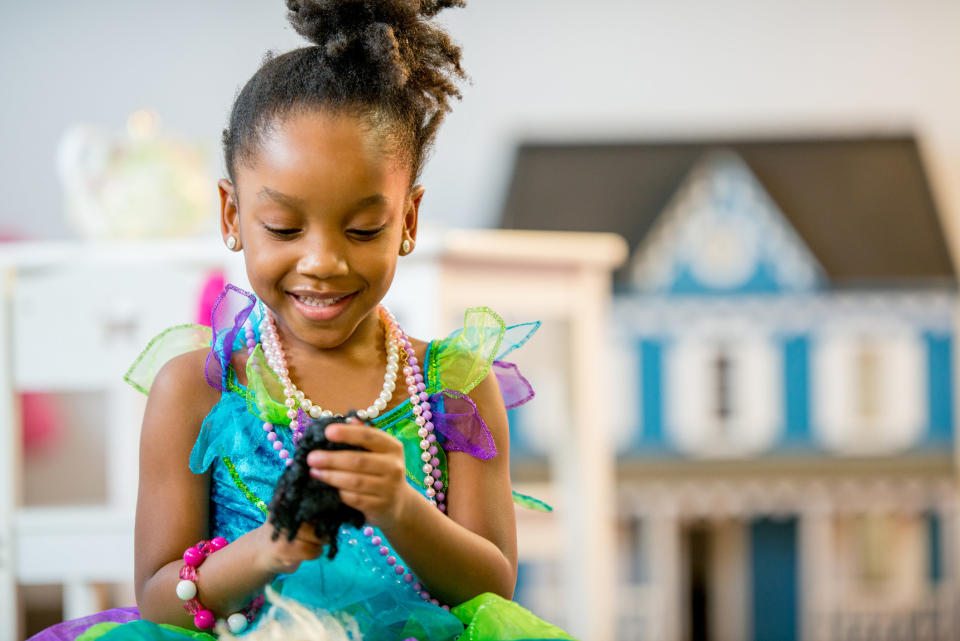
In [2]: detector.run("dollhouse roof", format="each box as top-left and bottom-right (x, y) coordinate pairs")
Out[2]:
(498, 136), (955, 287)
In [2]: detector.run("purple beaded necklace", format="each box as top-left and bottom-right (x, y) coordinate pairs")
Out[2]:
(248, 305), (450, 609)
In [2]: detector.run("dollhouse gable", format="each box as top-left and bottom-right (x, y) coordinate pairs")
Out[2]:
(629, 151), (825, 295)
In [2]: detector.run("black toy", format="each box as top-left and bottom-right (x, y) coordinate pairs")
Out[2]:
(268, 411), (367, 559)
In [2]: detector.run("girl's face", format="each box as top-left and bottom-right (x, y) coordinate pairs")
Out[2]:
(219, 109), (422, 352)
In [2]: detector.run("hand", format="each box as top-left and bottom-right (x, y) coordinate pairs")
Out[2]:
(256, 520), (327, 575)
(306, 418), (418, 530)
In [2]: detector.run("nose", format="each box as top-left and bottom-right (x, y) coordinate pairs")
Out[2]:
(296, 233), (349, 278)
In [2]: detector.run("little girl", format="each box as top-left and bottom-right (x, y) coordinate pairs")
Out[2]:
(33, 2), (573, 640)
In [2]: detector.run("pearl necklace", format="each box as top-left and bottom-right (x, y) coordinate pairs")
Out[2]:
(259, 307), (399, 423)
(250, 306), (446, 514)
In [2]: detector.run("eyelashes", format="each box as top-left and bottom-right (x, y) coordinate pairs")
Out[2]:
(348, 227), (386, 239)
(261, 224), (387, 240)
(263, 225), (299, 236)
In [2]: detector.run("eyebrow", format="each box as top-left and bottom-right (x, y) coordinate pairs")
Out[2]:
(257, 186), (306, 210)
(256, 187), (387, 213)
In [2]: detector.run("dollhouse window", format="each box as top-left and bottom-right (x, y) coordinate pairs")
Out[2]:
(713, 347), (734, 425)
(812, 325), (925, 455)
(855, 341), (880, 425)
(667, 331), (780, 456)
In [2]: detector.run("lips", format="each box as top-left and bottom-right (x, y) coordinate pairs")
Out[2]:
(288, 290), (356, 321)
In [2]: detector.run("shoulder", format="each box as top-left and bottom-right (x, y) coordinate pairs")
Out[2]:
(146, 347), (221, 434)
(467, 368), (507, 417)
(151, 347), (213, 396)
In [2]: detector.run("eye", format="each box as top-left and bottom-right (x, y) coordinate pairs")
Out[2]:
(348, 226), (386, 240)
(263, 225), (300, 237)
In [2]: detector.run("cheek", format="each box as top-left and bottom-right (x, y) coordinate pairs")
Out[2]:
(352, 244), (399, 288)
(361, 249), (397, 281)
(243, 241), (290, 285)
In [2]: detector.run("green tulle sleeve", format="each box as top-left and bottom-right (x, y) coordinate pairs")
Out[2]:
(123, 324), (212, 395)
(433, 307), (540, 396)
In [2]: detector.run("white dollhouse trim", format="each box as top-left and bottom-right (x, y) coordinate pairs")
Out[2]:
(630, 151), (825, 294)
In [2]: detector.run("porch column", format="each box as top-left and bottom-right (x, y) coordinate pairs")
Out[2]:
(648, 508), (682, 641)
(799, 497), (833, 641)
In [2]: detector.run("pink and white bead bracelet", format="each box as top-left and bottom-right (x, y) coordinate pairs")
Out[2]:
(176, 538), (265, 633)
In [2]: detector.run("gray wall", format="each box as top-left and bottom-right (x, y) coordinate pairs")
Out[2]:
(3, 1), (960, 248)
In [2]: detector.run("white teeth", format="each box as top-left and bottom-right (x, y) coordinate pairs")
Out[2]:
(297, 294), (346, 308)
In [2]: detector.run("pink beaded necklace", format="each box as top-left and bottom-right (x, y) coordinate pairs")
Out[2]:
(251, 305), (447, 512)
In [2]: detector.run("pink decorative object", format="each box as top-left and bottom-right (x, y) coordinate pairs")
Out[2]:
(195, 271), (226, 327)
(182, 548), (203, 566)
(193, 609), (215, 630)
(20, 392), (61, 455)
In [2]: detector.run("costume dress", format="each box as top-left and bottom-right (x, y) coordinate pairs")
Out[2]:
(31, 285), (574, 641)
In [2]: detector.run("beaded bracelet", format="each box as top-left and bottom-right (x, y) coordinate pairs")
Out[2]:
(175, 537), (265, 633)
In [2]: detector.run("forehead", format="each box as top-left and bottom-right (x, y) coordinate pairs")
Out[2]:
(236, 109), (410, 204)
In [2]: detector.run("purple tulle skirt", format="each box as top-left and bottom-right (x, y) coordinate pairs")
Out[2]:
(28, 608), (140, 641)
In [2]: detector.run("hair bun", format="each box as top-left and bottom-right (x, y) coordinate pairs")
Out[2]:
(284, 0), (350, 48)
(286, 1), (401, 88)
(285, 1), (465, 91)
(284, 1), (410, 49)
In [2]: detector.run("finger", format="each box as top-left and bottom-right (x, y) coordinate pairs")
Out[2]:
(338, 489), (382, 513)
(307, 449), (397, 474)
(310, 468), (388, 496)
(293, 524), (328, 547)
(323, 422), (402, 453)
(275, 528), (324, 552)
(288, 532), (325, 552)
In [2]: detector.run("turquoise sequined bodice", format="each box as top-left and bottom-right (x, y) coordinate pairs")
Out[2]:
(187, 342), (467, 641)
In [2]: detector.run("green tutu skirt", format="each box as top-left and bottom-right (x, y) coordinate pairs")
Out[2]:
(68, 594), (573, 641)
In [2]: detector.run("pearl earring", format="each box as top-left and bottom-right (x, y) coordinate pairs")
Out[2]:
(226, 236), (238, 251)
(401, 239), (411, 254)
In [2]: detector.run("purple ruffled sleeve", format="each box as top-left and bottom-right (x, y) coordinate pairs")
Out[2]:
(428, 308), (540, 460)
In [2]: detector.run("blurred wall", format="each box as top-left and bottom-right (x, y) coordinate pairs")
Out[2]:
(2, 0), (959, 256)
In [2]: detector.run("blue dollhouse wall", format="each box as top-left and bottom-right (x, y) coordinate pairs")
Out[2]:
(609, 151), (955, 460)
(504, 137), (957, 463)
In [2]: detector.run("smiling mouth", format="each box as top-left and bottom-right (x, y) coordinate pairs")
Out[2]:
(294, 293), (350, 308)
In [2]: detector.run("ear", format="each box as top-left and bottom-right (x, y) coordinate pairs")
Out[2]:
(219, 178), (242, 249)
(401, 184), (424, 253)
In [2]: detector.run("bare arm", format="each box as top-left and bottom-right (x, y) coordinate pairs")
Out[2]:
(134, 350), (326, 625)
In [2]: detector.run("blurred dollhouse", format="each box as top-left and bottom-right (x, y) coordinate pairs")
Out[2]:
(501, 137), (958, 641)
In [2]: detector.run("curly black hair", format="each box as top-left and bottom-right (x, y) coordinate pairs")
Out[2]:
(268, 412), (366, 559)
(222, 0), (467, 186)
